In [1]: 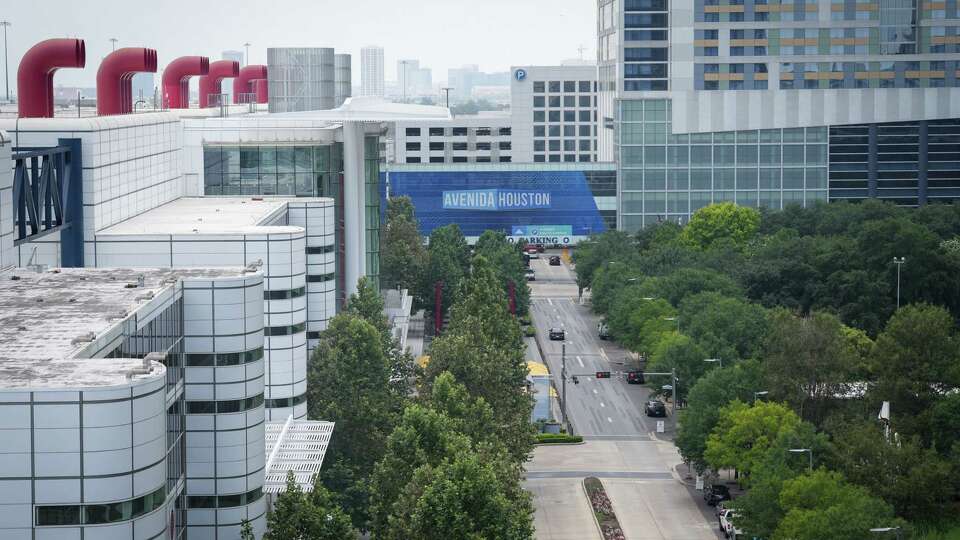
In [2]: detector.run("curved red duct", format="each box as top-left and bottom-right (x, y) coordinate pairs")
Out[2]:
(233, 64), (267, 104)
(253, 79), (269, 104)
(198, 60), (240, 108)
(161, 56), (209, 109)
(96, 47), (157, 116)
(17, 38), (86, 118)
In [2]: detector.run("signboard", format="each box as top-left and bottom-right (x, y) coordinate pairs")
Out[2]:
(696, 475), (704, 490)
(656, 420), (665, 433)
(515, 68), (527, 81)
(442, 189), (552, 211)
(511, 225), (572, 237)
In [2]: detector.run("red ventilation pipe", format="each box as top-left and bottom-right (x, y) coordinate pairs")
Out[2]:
(198, 60), (239, 108)
(233, 64), (267, 104)
(96, 47), (157, 116)
(252, 79), (269, 104)
(161, 56), (209, 109)
(17, 38), (86, 118)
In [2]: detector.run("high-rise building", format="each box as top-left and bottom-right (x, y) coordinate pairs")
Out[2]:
(447, 65), (511, 103)
(361, 46), (385, 97)
(601, 0), (960, 231)
(267, 47), (336, 112)
(335, 53), (352, 107)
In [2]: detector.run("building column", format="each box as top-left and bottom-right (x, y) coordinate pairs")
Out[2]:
(342, 121), (366, 297)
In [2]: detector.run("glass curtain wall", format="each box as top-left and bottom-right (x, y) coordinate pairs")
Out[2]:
(365, 136), (381, 290)
(617, 99), (829, 231)
(203, 144), (342, 197)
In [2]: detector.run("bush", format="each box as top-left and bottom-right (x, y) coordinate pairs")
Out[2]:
(536, 433), (583, 444)
(523, 326), (536, 337)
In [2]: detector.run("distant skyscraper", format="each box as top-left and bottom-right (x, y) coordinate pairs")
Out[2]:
(335, 53), (352, 107)
(361, 46), (385, 97)
(221, 50), (245, 99)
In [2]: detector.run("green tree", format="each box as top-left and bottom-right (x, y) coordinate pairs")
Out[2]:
(425, 256), (534, 462)
(772, 470), (901, 540)
(474, 230), (530, 316)
(380, 197), (426, 296)
(678, 292), (769, 360)
(586, 262), (644, 315)
(422, 225), (470, 322)
(869, 303), (960, 438)
(606, 291), (676, 354)
(829, 420), (956, 523)
(345, 277), (415, 394)
(645, 333), (708, 402)
(930, 393), (960, 456)
(307, 314), (402, 527)
(762, 310), (861, 426)
(240, 519), (255, 540)
(676, 359), (764, 472)
(571, 231), (638, 297)
(681, 202), (761, 250)
(704, 400), (824, 482)
(387, 452), (534, 540)
(264, 471), (356, 540)
(653, 267), (743, 307)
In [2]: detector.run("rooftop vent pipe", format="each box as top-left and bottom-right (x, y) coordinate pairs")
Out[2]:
(233, 64), (267, 104)
(161, 56), (209, 109)
(96, 47), (157, 116)
(252, 79), (269, 104)
(198, 60), (240, 108)
(17, 38), (86, 118)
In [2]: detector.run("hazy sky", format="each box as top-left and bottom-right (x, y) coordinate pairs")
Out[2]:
(1, 0), (596, 90)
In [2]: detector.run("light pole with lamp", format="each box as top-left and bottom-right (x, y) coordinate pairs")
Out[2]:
(109, 37), (118, 51)
(892, 257), (906, 309)
(704, 358), (722, 369)
(788, 448), (813, 471)
(243, 42), (251, 66)
(0, 21), (10, 103)
(753, 390), (769, 403)
(870, 527), (903, 540)
(663, 316), (680, 332)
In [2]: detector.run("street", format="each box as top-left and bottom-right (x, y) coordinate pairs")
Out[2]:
(524, 252), (720, 540)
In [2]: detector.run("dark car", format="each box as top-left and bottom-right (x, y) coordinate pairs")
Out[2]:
(645, 400), (666, 417)
(548, 328), (565, 341)
(548, 255), (561, 266)
(525, 269), (536, 281)
(535, 243), (546, 253)
(704, 484), (731, 506)
(626, 370), (644, 384)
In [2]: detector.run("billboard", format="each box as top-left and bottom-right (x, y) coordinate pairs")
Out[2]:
(382, 169), (609, 244)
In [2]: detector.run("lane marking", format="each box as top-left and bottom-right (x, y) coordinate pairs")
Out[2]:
(592, 389), (598, 395)
(607, 417), (613, 423)
(576, 356), (584, 368)
(599, 348), (608, 362)
(547, 298), (553, 306)
(600, 402), (606, 408)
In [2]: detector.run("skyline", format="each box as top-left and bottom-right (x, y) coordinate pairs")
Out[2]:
(0, 0), (596, 91)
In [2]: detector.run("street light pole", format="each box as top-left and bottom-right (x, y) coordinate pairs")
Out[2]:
(788, 448), (813, 471)
(892, 257), (906, 309)
(243, 42), (251, 66)
(704, 358), (722, 369)
(0, 21), (10, 103)
(561, 342), (568, 433)
(753, 390), (768, 403)
(441, 86), (453, 109)
(109, 37), (118, 52)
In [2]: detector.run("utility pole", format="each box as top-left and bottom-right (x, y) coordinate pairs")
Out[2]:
(561, 342), (568, 433)
(0, 21), (10, 103)
(109, 37), (118, 52)
(441, 87), (453, 109)
(243, 42), (251, 66)
(577, 44), (587, 61)
(672, 367), (678, 430)
(893, 257), (906, 309)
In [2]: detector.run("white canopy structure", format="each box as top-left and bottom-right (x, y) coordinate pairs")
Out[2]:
(264, 416), (335, 494)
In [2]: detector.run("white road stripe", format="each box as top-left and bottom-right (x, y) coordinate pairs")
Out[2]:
(592, 389), (598, 395)
(607, 417), (613, 423)
(576, 356), (584, 368)
(548, 298), (553, 306)
(600, 402), (606, 408)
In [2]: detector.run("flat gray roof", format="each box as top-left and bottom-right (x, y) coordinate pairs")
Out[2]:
(98, 197), (333, 236)
(0, 267), (250, 388)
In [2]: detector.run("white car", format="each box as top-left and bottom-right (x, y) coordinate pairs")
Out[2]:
(719, 509), (743, 539)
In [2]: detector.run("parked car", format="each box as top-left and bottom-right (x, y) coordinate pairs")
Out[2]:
(549, 255), (561, 266)
(719, 509), (742, 538)
(644, 400), (666, 417)
(548, 327), (565, 341)
(626, 370), (644, 384)
(525, 269), (536, 281)
(535, 243), (546, 253)
(704, 484), (731, 506)
(597, 322), (610, 340)
(525, 245), (540, 259)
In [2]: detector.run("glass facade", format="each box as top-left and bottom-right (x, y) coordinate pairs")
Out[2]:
(365, 136), (381, 290)
(203, 144), (342, 197)
(618, 99), (829, 231)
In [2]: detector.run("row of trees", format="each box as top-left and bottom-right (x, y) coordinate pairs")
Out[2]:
(382, 196), (530, 320)
(260, 197), (535, 538)
(574, 201), (960, 538)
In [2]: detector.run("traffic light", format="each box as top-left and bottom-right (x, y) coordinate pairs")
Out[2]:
(596, 371), (611, 379)
(573, 376), (580, 384)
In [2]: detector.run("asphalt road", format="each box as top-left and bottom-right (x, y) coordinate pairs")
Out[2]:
(525, 252), (721, 540)
(528, 255), (665, 438)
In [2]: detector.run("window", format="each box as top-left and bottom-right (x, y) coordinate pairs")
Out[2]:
(476, 156), (491, 163)
(564, 81), (576, 92)
(429, 142), (444, 151)
(564, 125), (576, 137)
(307, 273), (335, 283)
(405, 142), (421, 151)
(499, 127), (512, 136)
(564, 95), (576, 107)
(187, 488), (264, 510)
(452, 127), (468, 136)
(306, 245), (335, 255)
(549, 96), (562, 108)
(429, 156), (445, 163)
(579, 125), (592, 136)
(476, 127), (491, 136)
(579, 110), (591, 122)
(265, 393), (308, 409)
(405, 128), (421, 137)
(405, 157), (421, 163)
(534, 126), (546, 137)
(36, 506), (81, 526)
(549, 81), (561, 92)
(453, 142), (468, 151)
(476, 142), (492, 151)
(549, 125), (561, 137)
(579, 81), (592, 92)
(534, 140), (546, 152)
(264, 287), (306, 300)
(549, 140), (562, 151)
(500, 156), (512, 162)
(499, 142), (512, 150)
(452, 156), (468, 163)
(579, 96), (592, 107)
(549, 111), (561, 122)
(534, 111), (545, 122)
(534, 154), (546, 162)
(429, 127), (444, 137)
(534, 81), (545, 93)
(534, 96), (545, 107)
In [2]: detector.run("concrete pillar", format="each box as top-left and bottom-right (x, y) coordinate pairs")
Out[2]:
(342, 121), (366, 297)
